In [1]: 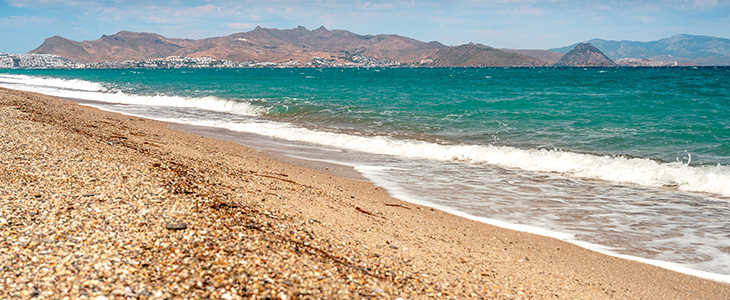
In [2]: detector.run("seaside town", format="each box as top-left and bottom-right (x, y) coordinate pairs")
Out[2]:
(614, 57), (679, 67)
(0, 52), (693, 69)
(0, 52), (409, 69)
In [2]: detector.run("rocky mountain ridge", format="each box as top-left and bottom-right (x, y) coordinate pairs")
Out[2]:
(29, 27), (547, 67)
(30, 31), (195, 63)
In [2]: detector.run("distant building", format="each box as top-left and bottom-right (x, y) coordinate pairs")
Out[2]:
(0, 52), (406, 69)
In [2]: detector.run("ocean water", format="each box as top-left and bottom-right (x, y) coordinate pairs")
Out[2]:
(1, 67), (730, 281)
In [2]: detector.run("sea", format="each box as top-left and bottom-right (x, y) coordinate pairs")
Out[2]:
(1, 67), (729, 282)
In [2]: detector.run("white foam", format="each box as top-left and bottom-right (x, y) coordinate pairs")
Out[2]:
(155, 117), (730, 198)
(0, 74), (105, 92)
(355, 164), (730, 283)
(0, 74), (265, 117)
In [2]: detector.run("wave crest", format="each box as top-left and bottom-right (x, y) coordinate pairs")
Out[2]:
(0, 74), (266, 117)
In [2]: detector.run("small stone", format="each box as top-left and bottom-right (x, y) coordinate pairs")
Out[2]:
(124, 286), (137, 297)
(82, 280), (100, 288)
(372, 286), (384, 293)
(165, 223), (188, 230)
(221, 293), (233, 300)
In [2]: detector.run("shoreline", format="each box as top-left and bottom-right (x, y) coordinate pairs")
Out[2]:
(1, 86), (729, 299)
(169, 118), (730, 283)
(80, 98), (730, 283)
(167, 123), (368, 182)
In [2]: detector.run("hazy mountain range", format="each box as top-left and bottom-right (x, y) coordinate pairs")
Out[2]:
(28, 26), (730, 67)
(549, 34), (730, 66)
(30, 26), (453, 65)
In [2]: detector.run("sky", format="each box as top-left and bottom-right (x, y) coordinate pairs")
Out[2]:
(1, 0), (729, 54)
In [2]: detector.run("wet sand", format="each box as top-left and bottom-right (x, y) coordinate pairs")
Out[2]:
(1, 86), (729, 299)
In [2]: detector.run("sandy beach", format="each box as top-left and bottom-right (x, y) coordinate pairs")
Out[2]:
(1, 86), (729, 299)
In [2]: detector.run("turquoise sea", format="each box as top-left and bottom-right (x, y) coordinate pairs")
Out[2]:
(2, 67), (730, 281)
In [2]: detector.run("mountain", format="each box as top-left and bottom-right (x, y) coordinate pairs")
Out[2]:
(554, 43), (616, 67)
(549, 34), (730, 66)
(30, 31), (195, 63)
(171, 25), (447, 64)
(31, 29), (729, 67)
(29, 27), (554, 67)
(29, 26), (450, 65)
(426, 43), (548, 67)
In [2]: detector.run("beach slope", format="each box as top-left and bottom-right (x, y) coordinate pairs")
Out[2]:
(0, 87), (728, 299)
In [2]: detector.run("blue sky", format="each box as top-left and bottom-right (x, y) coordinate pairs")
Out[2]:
(1, 0), (729, 54)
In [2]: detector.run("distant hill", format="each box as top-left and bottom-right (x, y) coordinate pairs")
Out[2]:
(554, 43), (616, 67)
(549, 34), (730, 66)
(30, 26), (452, 65)
(172, 26), (447, 64)
(501, 49), (563, 64)
(29, 27), (552, 67)
(30, 31), (195, 63)
(426, 43), (548, 67)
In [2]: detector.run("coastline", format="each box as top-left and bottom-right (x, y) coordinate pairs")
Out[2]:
(1, 86), (729, 299)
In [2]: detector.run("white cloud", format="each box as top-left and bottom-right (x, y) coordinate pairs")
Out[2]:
(354, 1), (394, 10)
(638, 15), (655, 23)
(496, 5), (544, 16)
(173, 4), (239, 18)
(632, 3), (663, 13)
(6, 0), (100, 8)
(0, 15), (57, 26)
(141, 12), (172, 24)
(227, 22), (252, 29)
(691, 0), (719, 9)
(6, 0), (55, 8)
(88, 3), (243, 26)
(658, 0), (724, 10)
